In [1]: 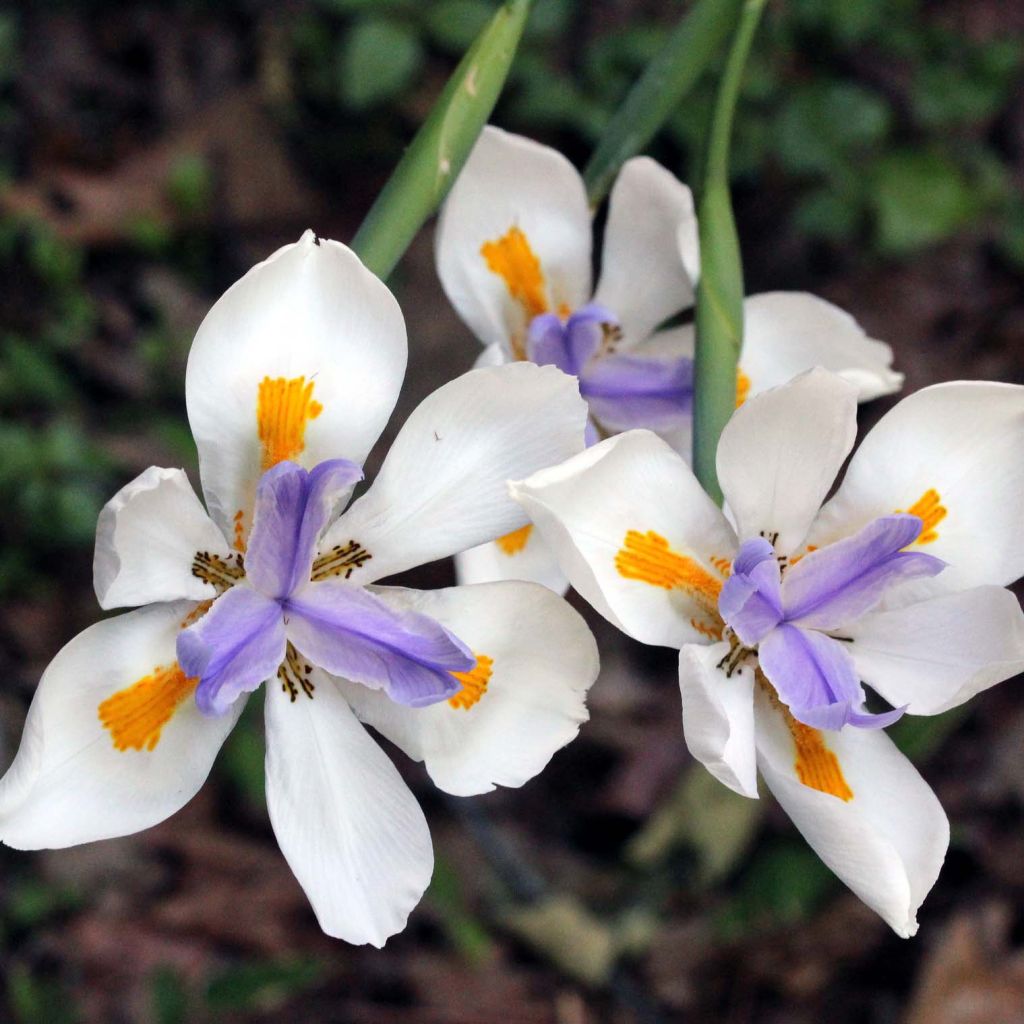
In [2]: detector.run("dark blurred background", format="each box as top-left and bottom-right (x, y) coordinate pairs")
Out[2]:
(0, 1), (1023, 1021)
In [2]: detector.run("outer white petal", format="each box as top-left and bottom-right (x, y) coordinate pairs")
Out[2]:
(809, 382), (1024, 589)
(754, 688), (948, 938)
(511, 430), (736, 648)
(718, 368), (859, 555)
(739, 292), (903, 402)
(263, 671), (433, 946)
(678, 642), (758, 798)
(848, 585), (1024, 715)
(592, 158), (698, 347)
(455, 528), (569, 594)
(336, 582), (598, 796)
(323, 362), (588, 583)
(435, 126), (592, 353)
(186, 231), (407, 538)
(0, 603), (241, 849)
(94, 467), (233, 610)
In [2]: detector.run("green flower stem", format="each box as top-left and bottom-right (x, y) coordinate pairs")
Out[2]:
(691, 0), (766, 504)
(582, 0), (743, 207)
(351, 0), (532, 280)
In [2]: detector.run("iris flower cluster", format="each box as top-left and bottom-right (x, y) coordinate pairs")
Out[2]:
(2, 127), (1022, 947)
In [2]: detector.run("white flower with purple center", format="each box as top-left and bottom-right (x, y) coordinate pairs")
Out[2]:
(512, 368), (1024, 936)
(435, 125), (903, 592)
(0, 231), (599, 947)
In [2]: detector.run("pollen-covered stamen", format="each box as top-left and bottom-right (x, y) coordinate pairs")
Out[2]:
(716, 629), (756, 678)
(311, 540), (372, 581)
(192, 550), (246, 593)
(278, 642), (316, 702)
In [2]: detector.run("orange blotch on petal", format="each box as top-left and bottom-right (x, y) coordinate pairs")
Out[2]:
(448, 654), (494, 710)
(480, 226), (549, 320)
(98, 664), (198, 752)
(736, 368), (752, 408)
(616, 530), (723, 613)
(786, 714), (853, 801)
(495, 524), (532, 556)
(257, 376), (323, 472)
(898, 488), (946, 545)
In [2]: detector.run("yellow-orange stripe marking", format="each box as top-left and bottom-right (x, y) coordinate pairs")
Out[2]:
(481, 226), (549, 320)
(899, 488), (946, 545)
(616, 530), (723, 613)
(257, 376), (323, 471)
(787, 715), (853, 800)
(99, 664), (197, 752)
(736, 368), (752, 408)
(496, 524), (532, 556)
(448, 654), (494, 710)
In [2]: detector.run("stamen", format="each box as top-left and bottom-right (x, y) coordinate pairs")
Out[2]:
(311, 540), (372, 581)
(480, 226), (549, 320)
(448, 654), (494, 710)
(616, 530), (723, 614)
(278, 642), (315, 702)
(898, 489), (946, 544)
(495, 524), (532, 556)
(98, 664), (197, 752)
(256, 376), (324, 471)
(191, 551), (246, 593)
(232, 509), (247, 554)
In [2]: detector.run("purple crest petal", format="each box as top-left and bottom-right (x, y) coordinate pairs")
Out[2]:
(526, 313), (572, 374)
(178, 586), (287, 716)
(758, 624), (865, 730)
(782, 514), (945, 630)
(564, 304), (617, 373)
(246, 459), (363, 599)
(719, 538), (783, 645)
(580, 352), (693, 432)
(283, 582), (475, 707)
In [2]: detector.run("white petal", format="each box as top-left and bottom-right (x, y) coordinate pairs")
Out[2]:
(718, 368), (859, 555)
(94, 467), (233, 610)
(0, 603), (240, 849)
(848, 585), (1024, 715)
(739, 292), (903, 402)
(263, 671), (433, 946)
(473, 341), (509, 369)
(336, 582), (598, 796)
(435, 126), (592, 353)
(678, 642), (758, 798)
(455, 527), (569, 594)
(754, 688), (948, 937)
(324, 362), (588, 582)
(809, 381), (1024, 589)
(511, 429), (736, 648)
(185, 231), (407, 540)
(592, 158), (698, 347)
